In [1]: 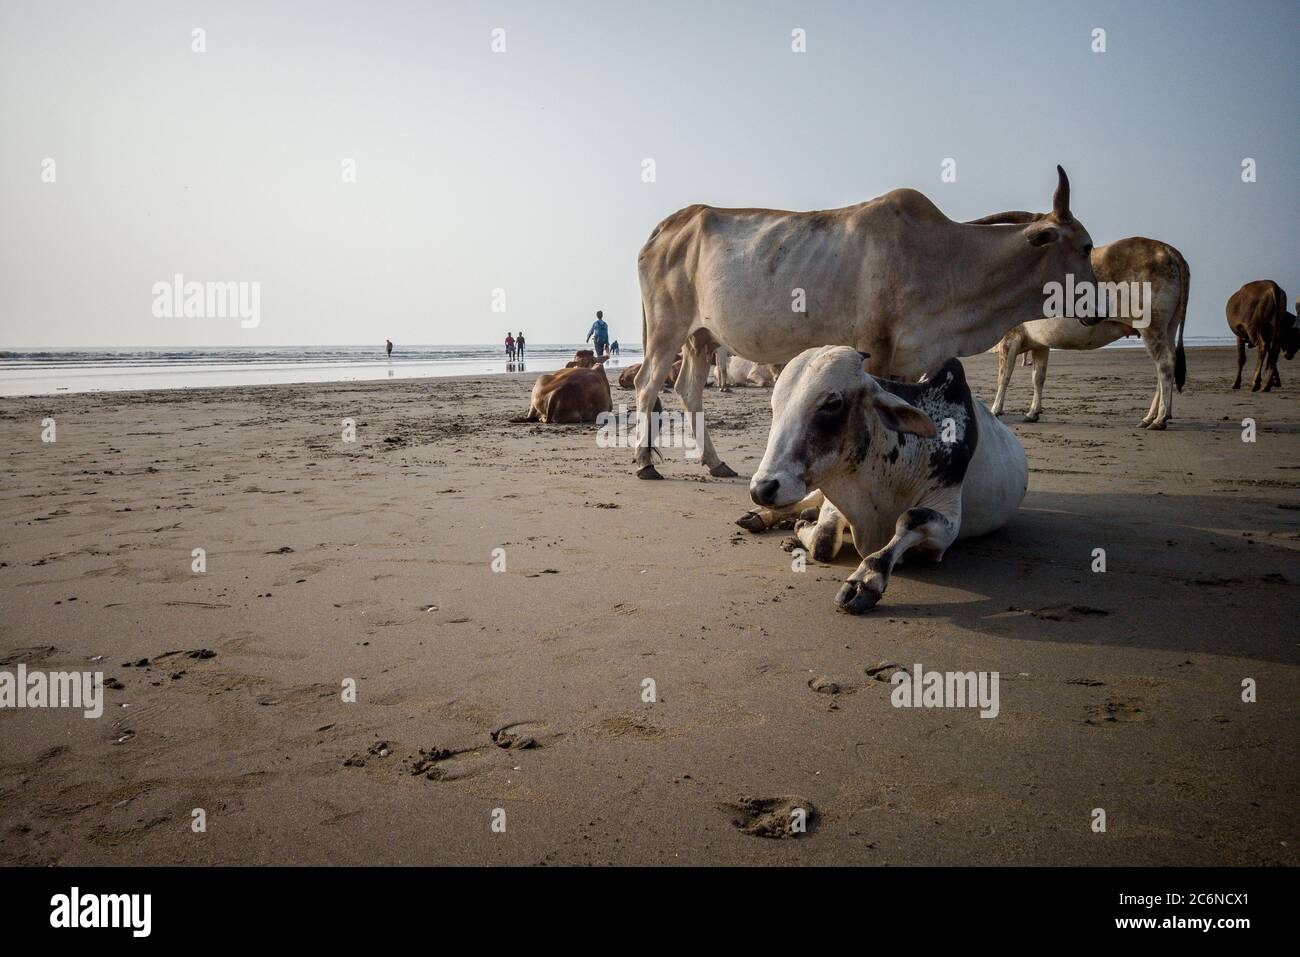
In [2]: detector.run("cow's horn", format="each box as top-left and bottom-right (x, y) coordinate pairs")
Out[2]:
(1052, 165), (1072, 222)
(967, 210), (1038, 226)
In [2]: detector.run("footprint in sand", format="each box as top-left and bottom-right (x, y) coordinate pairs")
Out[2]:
(1025, 604), (1111, 622)
(1084, 696), (1146, 725)
(721, 796), (820, 839)
(808, 676), (858, 696)
(490, 720), (563, 750)
(865, 662), (901, 682)
(0, 645), (58, 667)
(403, 743), (492, 781)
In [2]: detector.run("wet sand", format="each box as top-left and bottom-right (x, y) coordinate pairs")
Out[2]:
(0, 346), (1295, 865)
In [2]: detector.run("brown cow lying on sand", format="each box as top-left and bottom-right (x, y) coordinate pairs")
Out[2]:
(618, 357), (682, 390)
(515, 364), (612, 423)
(565, 349), (611, 368)
(1227, 280), (1299, 391)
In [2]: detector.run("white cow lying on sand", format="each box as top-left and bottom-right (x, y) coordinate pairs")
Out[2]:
(737, 347), (1027, 613)
(710, 351), (779, 389)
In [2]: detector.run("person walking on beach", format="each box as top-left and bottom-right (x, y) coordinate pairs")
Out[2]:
(385, 339), (393, 357)
(515, 332), (525, 357)
(586, 311), (610, 357)
(505, 332), (515, 360)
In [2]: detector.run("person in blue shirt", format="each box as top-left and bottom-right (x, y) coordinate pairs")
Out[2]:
(586, 311), (610, 356)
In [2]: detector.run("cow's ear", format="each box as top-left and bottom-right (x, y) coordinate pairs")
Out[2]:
(873, 391), (937, 438)
(1025, 222), (1060, 247)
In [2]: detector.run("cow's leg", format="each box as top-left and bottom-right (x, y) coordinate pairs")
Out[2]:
(735, 489), (824, 533)
(1232, 337), (1246, 389)
(788, 498), (849, 563)
(673, 337), (736, 477)
(633, 338), (681, 480)
(1023, 348), (1050, 422)
(1141, 391), (1161, 428)
(1262, 340), (1281, 393)
(990, 333), (1021, 416)
(714, 345), (731, 392)
(1249, 337), (1266, 392)
(835, 505), (960, 614)
(1142, 331), (1177, 429)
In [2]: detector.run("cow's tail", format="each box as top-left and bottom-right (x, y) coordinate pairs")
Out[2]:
(1170, 247), (1190, 392)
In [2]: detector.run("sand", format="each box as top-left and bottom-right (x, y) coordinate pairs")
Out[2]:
(0, 346), (1295, 866)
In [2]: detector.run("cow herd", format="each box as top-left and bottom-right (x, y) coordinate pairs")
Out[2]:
(511, 166), (1295, 612)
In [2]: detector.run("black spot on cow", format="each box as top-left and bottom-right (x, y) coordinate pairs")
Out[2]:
(877, 358), (977, 487)
(887, 446), (899, 464)
(904, 507), (944, 531)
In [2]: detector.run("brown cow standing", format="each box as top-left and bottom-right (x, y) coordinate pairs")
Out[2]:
(1227, 280), (1300, 391)
(516, 364), (612, 423)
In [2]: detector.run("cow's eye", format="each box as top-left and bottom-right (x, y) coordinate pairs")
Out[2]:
(818, 395), (843, 414)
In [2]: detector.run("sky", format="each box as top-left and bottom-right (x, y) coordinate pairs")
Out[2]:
(0, 0), (1295, 347)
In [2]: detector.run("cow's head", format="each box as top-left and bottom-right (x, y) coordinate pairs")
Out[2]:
(568, 349), (609, 368)
(1284, 312), (1300, 361)
(968, 166), (1097, 324)
(750, 347), (936, 508)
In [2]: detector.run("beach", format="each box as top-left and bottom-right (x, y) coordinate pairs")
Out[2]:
(0, 345), (1295, 866)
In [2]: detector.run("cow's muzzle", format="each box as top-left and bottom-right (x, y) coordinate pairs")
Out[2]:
(751, 478), (781, 507)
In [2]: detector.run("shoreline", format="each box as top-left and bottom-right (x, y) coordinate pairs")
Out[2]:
(0, 343), (1244, 399)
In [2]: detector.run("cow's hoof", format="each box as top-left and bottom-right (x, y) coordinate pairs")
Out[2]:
(834, 580), (881, 615)
(1022, 412), (1040, 423)
(709, 462), (739, 478)
(735, 511), (766, 533)
(1147, 420), (1168, 431)
(780, 536), (801, 553)
(636, 465), (664, 480)
(798, 507), (820, 522)
(1231, 383), (1241, 390)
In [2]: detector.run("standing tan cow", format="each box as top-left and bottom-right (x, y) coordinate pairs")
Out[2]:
(633, 167), (1095, 479)
(989, 237), (1190, 428)
(1227, 280), (1299, 391)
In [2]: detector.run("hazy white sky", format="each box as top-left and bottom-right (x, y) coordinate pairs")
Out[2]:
(1, 0), (1295, 347)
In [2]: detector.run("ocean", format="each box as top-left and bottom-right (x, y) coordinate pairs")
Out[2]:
(0, 339), (1236, 397)
(0, 344), (645, 397)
